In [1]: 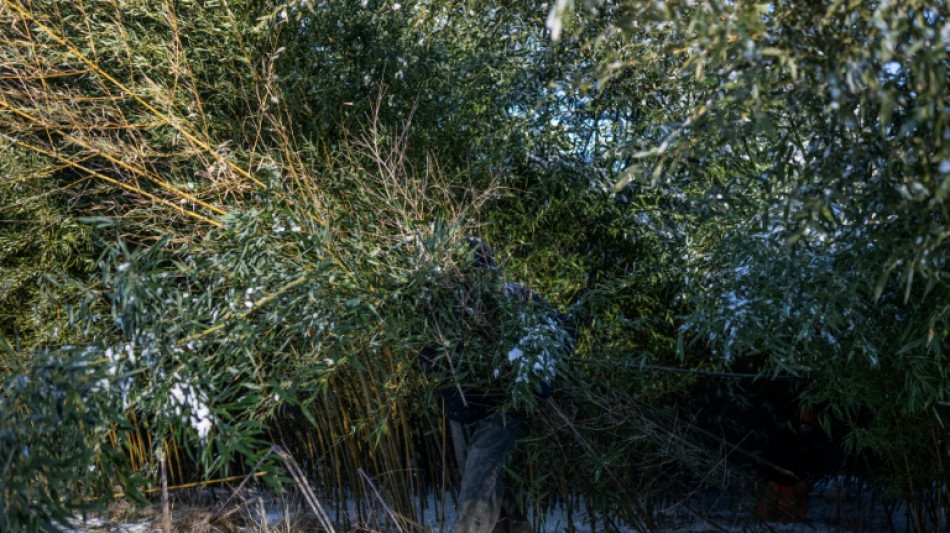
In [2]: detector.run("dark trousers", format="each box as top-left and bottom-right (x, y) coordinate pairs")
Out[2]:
(450, 413), (529, 533)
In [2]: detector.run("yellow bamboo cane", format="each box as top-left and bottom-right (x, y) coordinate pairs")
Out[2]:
(4, 136), (221, 227)
(0, 98), (227, 216)
(1, 0), (264, 188)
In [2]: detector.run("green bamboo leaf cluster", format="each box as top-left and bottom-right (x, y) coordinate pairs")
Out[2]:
(4, 0), (950, 530)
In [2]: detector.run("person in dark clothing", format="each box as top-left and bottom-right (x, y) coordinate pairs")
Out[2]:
(421, 238), (575, 533)
(754, 408), (831, 523)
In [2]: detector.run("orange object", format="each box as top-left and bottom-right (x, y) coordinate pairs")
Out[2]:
(755, 480), (810, 523)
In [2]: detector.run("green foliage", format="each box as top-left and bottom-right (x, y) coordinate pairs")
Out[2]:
(0, 348), (137, 531)
(542, 0), (950, 523)
(4, 0), (950, 529)
(0, 153), (97, 353)
(270, 0), (551, 167)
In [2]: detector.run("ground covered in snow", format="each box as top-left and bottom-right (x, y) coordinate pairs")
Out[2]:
(67, 478), (910, 533)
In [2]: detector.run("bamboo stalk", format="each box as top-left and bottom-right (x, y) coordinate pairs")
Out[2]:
(160, 449), (171, 533)
(2, 136), (221, 227)
(169, 437), (184, 488)
(180, 274), (309, 344)
(0, 69), (90, 80)
(112, 472), (268, 499)
(273, 445), (337, 533)
(203, 447), (275, 525)
(359, 467), (406, 533)
(0, 157), (95, 188)
(0, 177), (89, 213)
(0, 98), (228, 216)
(2, 0), (264, 188)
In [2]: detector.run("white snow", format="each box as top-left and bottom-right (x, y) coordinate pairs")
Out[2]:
(546, 0), (569, 41)
(168, 377), (215, 440)
(65, 481), (909, 532)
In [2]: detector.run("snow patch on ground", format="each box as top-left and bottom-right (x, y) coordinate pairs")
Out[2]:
(66, 479), (912, 532)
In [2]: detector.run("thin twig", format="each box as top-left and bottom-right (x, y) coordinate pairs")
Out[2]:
(0, 98), (227, 216)
(180, 274), (309, 345)
(272, 445), (337, 533)
(565, 357), (806, 381)
(204, 447), (275, 525)
(546, 398), (656, 532)
(1, 135), (221, 226)
(111, 472), (268, 499)
(358, 467), (407, 533)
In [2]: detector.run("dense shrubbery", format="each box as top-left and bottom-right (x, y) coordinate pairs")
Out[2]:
(2, 0), (950, 531)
